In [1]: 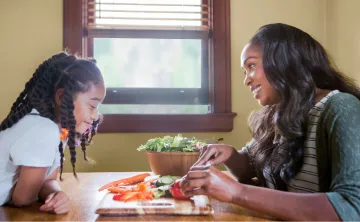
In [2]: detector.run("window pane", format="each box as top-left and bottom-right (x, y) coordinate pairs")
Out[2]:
(94, 38), (202, 88)
(99, 104), (209, 114)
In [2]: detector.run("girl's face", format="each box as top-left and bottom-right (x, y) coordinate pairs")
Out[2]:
(240, 43), (278, 106)
(73, 83), (106, 134)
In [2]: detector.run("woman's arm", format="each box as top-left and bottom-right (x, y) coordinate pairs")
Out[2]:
(224, 149), (256, 185)
(182, 166), (340, 221)
(320, 94), (360, 220)
(195, 142), (257, 185)
(234, 183), (340, 221)
(236, 94), (360, 220)
(232, 94), (360, 220)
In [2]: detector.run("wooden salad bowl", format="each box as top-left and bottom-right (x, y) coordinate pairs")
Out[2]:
(146, 151), (200, 176)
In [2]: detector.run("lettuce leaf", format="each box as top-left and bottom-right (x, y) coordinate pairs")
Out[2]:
(137, 134), (206, 152)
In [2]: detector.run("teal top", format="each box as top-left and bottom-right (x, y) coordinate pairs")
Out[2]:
(316, 92), (360, 220)
(243, 92), (360, 220)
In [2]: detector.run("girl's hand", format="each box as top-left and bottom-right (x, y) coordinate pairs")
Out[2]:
(40, 191), (70, 214)
(195, 144), (237, 166)
(180, 165), (242, 203)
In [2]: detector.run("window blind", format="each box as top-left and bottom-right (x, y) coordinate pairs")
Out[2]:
(87, 0), (209, 30)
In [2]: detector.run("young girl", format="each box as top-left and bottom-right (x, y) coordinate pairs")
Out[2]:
(181, 23), (360, 220)
(0, 52), (105, 214)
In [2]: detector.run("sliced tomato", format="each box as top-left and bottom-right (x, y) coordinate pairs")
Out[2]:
(169, 181), (190, 200)
(113, 193), (125, 201)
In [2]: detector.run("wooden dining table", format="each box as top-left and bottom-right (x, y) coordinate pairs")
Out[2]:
(0, 172), (275, 221)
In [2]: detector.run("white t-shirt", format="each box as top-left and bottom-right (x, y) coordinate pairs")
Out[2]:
(0, 109), (61, 205)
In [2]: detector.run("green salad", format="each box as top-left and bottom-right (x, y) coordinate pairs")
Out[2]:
(137, 134), (206, 152)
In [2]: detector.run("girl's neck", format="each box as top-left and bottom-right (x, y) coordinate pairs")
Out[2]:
(54, 104), (62, 130)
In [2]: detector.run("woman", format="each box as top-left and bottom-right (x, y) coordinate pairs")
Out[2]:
(180, 23), (360, 220)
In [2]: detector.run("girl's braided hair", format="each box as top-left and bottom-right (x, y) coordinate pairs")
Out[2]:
(0, 52), (104, 180)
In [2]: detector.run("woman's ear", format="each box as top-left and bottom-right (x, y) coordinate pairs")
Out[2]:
(55, 88), (64, 106)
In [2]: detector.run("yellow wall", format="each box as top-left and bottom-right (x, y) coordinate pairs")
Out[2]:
(325, 0), (360, 82)
(0, 0), (357, 172)
(0, 0), (63, 102)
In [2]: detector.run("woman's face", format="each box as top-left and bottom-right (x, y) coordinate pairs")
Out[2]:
(241, 43), (278, 106)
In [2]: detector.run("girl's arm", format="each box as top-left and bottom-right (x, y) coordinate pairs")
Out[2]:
(8, 116), (62, 207)
(11, 166), (48, 207)
(38, 168), (61, 201)
(37, 167), (70, 214)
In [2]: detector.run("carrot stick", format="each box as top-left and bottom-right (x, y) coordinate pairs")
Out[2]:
(107, 187), (129, 194)
(124, 192), (141, 202)
(98, 173), (151, 191)
(113, 192), (140, 202)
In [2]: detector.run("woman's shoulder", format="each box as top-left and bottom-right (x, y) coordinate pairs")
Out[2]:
(324, 92), (360, 112)
(319, 92), (360, 129)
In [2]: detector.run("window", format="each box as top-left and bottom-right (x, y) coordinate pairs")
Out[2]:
(63, 0), (236, 132)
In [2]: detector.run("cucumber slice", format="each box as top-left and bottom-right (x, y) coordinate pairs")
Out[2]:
(151, 185), (170, 199)
(156, 185), (169, 191)
(155, 175), (180, 187)
(152, 189), (166, 199)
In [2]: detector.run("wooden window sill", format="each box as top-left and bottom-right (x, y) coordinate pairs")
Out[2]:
(98, 113), (237, 133)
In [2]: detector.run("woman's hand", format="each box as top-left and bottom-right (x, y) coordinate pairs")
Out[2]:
(180, 164), (242, 203)
(40, 191), (70, 214)
(194, 144), (238, 166)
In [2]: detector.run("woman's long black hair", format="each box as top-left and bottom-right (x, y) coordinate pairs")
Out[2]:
(0, 52), (104, 180)
(247, 23), (360, 187)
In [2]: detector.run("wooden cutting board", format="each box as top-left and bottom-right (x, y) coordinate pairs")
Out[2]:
(95, 193), (213, 216)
